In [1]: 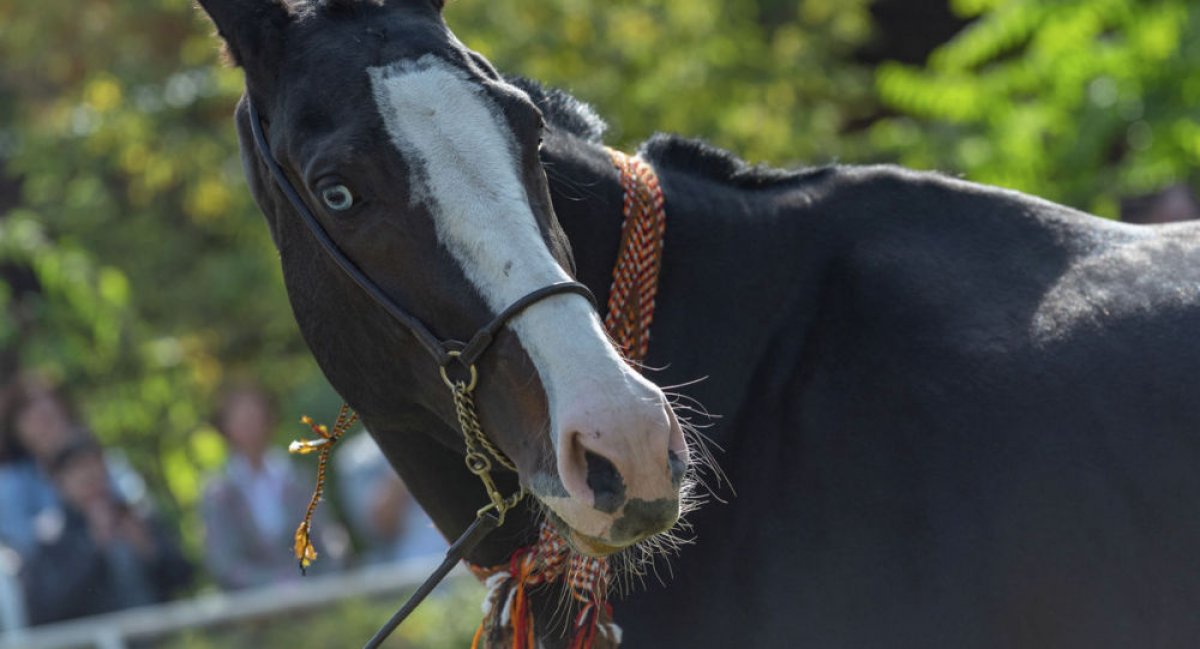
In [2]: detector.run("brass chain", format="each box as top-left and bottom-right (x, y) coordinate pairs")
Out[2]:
(441, 351), (524, 525)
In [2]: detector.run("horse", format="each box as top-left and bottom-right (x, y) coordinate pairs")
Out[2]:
(195, 1), (1200, 647)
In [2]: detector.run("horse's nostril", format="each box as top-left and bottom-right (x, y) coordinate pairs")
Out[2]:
(585, 450), (626, 514)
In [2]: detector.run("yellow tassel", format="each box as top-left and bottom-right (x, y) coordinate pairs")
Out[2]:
(288, 438), (330, 454)
(287, 405), (358, 574)
(294, 522), (318, 569)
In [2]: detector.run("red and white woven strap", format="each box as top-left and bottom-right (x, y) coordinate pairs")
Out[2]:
(471, 149), (666, 649)
(604, 149), (667, 362)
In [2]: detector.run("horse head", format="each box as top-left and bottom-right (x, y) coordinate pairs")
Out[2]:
(196, 0), (688, 556)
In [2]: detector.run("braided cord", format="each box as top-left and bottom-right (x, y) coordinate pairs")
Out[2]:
(290, 403), (358, 572)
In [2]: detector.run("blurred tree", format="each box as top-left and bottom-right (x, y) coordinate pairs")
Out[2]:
(0, 0), (1195, 588)
(871, 0), (1200, 216)
(0, 0), (882, 562)
(447, 0), (878, 165)
(856, 0), (971, 65)
(0, 0), (325, 561)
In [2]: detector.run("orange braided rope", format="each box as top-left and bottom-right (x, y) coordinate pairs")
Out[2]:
(472, 149), (666, 649)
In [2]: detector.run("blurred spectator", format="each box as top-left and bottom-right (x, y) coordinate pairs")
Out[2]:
(0, 375), (71, 559)
(336, 431), (446, 565)
(20, 437), (192, 625)
(0, 374), (147, 560)
(201, 383), (347, 590)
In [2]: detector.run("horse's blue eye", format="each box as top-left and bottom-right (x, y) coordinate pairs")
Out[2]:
(320, 185), (354, 211)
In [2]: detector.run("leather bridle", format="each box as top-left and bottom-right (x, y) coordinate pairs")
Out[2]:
(246, 100), (596, 648)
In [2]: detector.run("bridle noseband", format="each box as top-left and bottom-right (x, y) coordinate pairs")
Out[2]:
(246, 100), (596, 648)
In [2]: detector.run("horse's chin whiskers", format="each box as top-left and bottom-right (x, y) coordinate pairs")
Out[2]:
(527, 475), (702, 599)
(663, 387), (718, 421)
(682, 418), (732, 500)
(625, 358), (671, 373)
(658, 375), (711, 392)
(524, 386), (726, 603)
(662, 385), (730, 499)
(605, 399), (725, 595)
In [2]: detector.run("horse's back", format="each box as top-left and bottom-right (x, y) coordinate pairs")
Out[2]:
(617, 168), (1200, 648)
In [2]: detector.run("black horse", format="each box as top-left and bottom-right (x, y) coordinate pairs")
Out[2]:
(196, 1), (1200, 647)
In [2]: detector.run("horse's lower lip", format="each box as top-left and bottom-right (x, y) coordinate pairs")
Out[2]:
(568, 530), (625, 557)
(540, 504), (627, 556)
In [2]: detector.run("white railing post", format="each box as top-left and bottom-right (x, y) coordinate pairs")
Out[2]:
(95, 628), (128, 649)
(0, 546), (28, 643)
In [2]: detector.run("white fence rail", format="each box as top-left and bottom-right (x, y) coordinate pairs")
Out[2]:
(0, 556), (458, 649)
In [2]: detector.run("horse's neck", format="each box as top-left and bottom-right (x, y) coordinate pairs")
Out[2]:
(543, 133), (828, 442)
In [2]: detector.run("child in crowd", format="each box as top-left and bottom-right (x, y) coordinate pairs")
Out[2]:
(20, 438), (192, 624)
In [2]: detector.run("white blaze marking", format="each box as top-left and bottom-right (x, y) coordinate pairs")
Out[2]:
(368, 56), (644, 446)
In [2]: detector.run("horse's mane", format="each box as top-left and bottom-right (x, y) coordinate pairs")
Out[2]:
(639, 134), (831, 188)
(509, 77), (827, 189)
(506, 76), (608, 144)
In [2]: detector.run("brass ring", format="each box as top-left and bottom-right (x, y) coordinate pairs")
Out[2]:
(439, 351), (478, 391)
(465, 452), (491, 475)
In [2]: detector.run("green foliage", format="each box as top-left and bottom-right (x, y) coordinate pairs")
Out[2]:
(872, 0), (1200, 216)
(0, 0), (325, 562)
(0, 0), (1195, 610)
(0, 0), (882, 567)
(447, 0), (878, 165)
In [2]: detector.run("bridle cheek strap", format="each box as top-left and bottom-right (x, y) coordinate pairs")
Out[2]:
(245, 100), (596, 371)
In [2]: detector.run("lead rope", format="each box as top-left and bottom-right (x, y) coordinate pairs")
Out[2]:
(471, 149), (666, 649)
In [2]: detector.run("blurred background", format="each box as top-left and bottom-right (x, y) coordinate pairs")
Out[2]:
(0, 0), (1197, 647)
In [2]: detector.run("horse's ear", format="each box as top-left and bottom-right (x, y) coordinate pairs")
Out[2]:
(194, 0), (292, 70)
